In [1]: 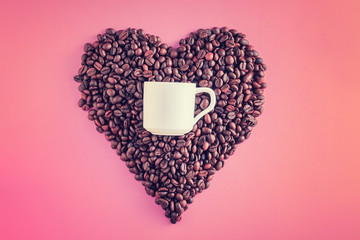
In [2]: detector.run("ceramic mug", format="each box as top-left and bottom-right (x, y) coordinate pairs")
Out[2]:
(143, 82), (216, 136)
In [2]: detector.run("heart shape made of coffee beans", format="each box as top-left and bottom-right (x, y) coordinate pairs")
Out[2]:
(74, 27), (267, 224)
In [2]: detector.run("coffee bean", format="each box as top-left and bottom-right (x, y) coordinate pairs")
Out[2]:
(94, 62), (102, 71)
(205, 52), (214, 61)
(214, 78), (223, 88)
(225, 55), (234, 65)
(180, 64), (189, 71)
(175, 202), (184, 214)
(200, 99), (209, 109)
(228, 99), (236, 106)
(243, 71), (254, 83)
(119, 30), (129, 40)
(107, 77), (117, 84)
(145, 57), (155, 66)
(225, 40), (235, 48)
(86, 68), (96, 76)
(155, 148), (163, 156)
(221, 84), (230, 93)
(143, 137), (151, 145)
(179, 163), (187, 175)
(160, 159), (168, 169)
(143, 70), (152, 78)
(106, 89), (115, 97)
(193, 161), (200, 171)
(102, 43), (112, 50)
(176, 140), (186, 148)
(197, 49), (206, 59)
(173, 151), (182, 159)
(144, 50), (154, 58)
(227, 112), (236, 119)
(202, 127), (211, 134)
(199, 80), (208, 87)
(203, 163), (211, 170)
(243, 104), (252, 113)
(176, 193), (183, 201)
(157, 198), (169, 209)
(164, 67), (172, 75)
(105, 110), (113, 118)
(226, 105), (235, 112)
(101, 66), (110, 74)
(126, 147), (135, 159)
(215, 161), (224, 170)
(198, 179), (205, 189)
(204, 114), (211, 124)
(254, 99), (264, 106)
(202, 142), (210, 150)
(126, 84), (136, 94)
(113, 109), (122, 116)
(240, 38), (249, 45)
(199, 170), (208, 177)
(207, 134), (216, 144)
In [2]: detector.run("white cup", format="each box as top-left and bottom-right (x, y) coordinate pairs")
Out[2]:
(143, 82), (216, 136)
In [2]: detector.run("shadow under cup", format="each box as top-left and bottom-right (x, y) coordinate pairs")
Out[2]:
(143, 82), (216, 136)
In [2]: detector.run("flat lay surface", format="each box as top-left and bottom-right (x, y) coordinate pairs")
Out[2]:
(1, 0), (359, 239)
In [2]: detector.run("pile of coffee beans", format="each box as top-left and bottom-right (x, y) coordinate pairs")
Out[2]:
(74, 27), (266, 223)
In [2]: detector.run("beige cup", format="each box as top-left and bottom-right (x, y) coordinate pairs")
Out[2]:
(143, 82), (216, 136)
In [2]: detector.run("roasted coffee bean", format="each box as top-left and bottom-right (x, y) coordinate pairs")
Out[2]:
(180, 163), (187, 175)
(215, 78), (223, 88)
(199, 170), (208, 177)
(176, 140), (186, 148)
(176, 193), (183, 201)
(225, 55), (234, 65)
(199, 80), (208, 87)
(173, 151), (182, 159)
(200, 99), (209, 109)
(118, 30), (129, 40)
(113, 109), (121, 117)
(157, 198), (169, 209)
(126, 84), (136, 94)
(221, 84), (230, 93)
(164, 67), (172, 75)
(207, 134), (216, 144)
(145, 57), (155, 66)
(144, 50), (154, 58)
(197, 49), (206, 59)
(194, 161), (200, 171)
(243, 71), (254, 83)
(143, 70), (152, 78)
(227, 112), (236, 119)
(205, 52), (214, 61)
(183, 190), (191, 200)
(243, 104), (252, 113)
(180, 64), (189, 71)
(203, 163), (211, 170)
(102, 43), (112, 50)
(198, 179), (205, 189)
(202, 127), (211, 134)
(204, 114), (211, 124)
(215, 160), (224, 170)
(86, 68), (96, 76)
(240, 38), (249, 45)
(75, 27), (266, 224)
(226, 105), (235, 112)
(225, 40), (235, 48)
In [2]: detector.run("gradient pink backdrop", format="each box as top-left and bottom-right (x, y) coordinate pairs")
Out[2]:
(1, 0), (359, 239)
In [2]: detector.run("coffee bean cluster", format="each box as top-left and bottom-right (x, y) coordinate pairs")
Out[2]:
(74, 27), (266, 224)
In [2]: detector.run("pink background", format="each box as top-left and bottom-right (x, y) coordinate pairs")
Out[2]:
(1, 0), (360, 239)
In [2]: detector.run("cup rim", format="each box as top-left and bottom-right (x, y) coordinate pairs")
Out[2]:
(144, 81), (196, 86)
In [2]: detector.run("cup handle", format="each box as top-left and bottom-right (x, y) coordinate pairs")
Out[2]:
(194, 87), (217, 124)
